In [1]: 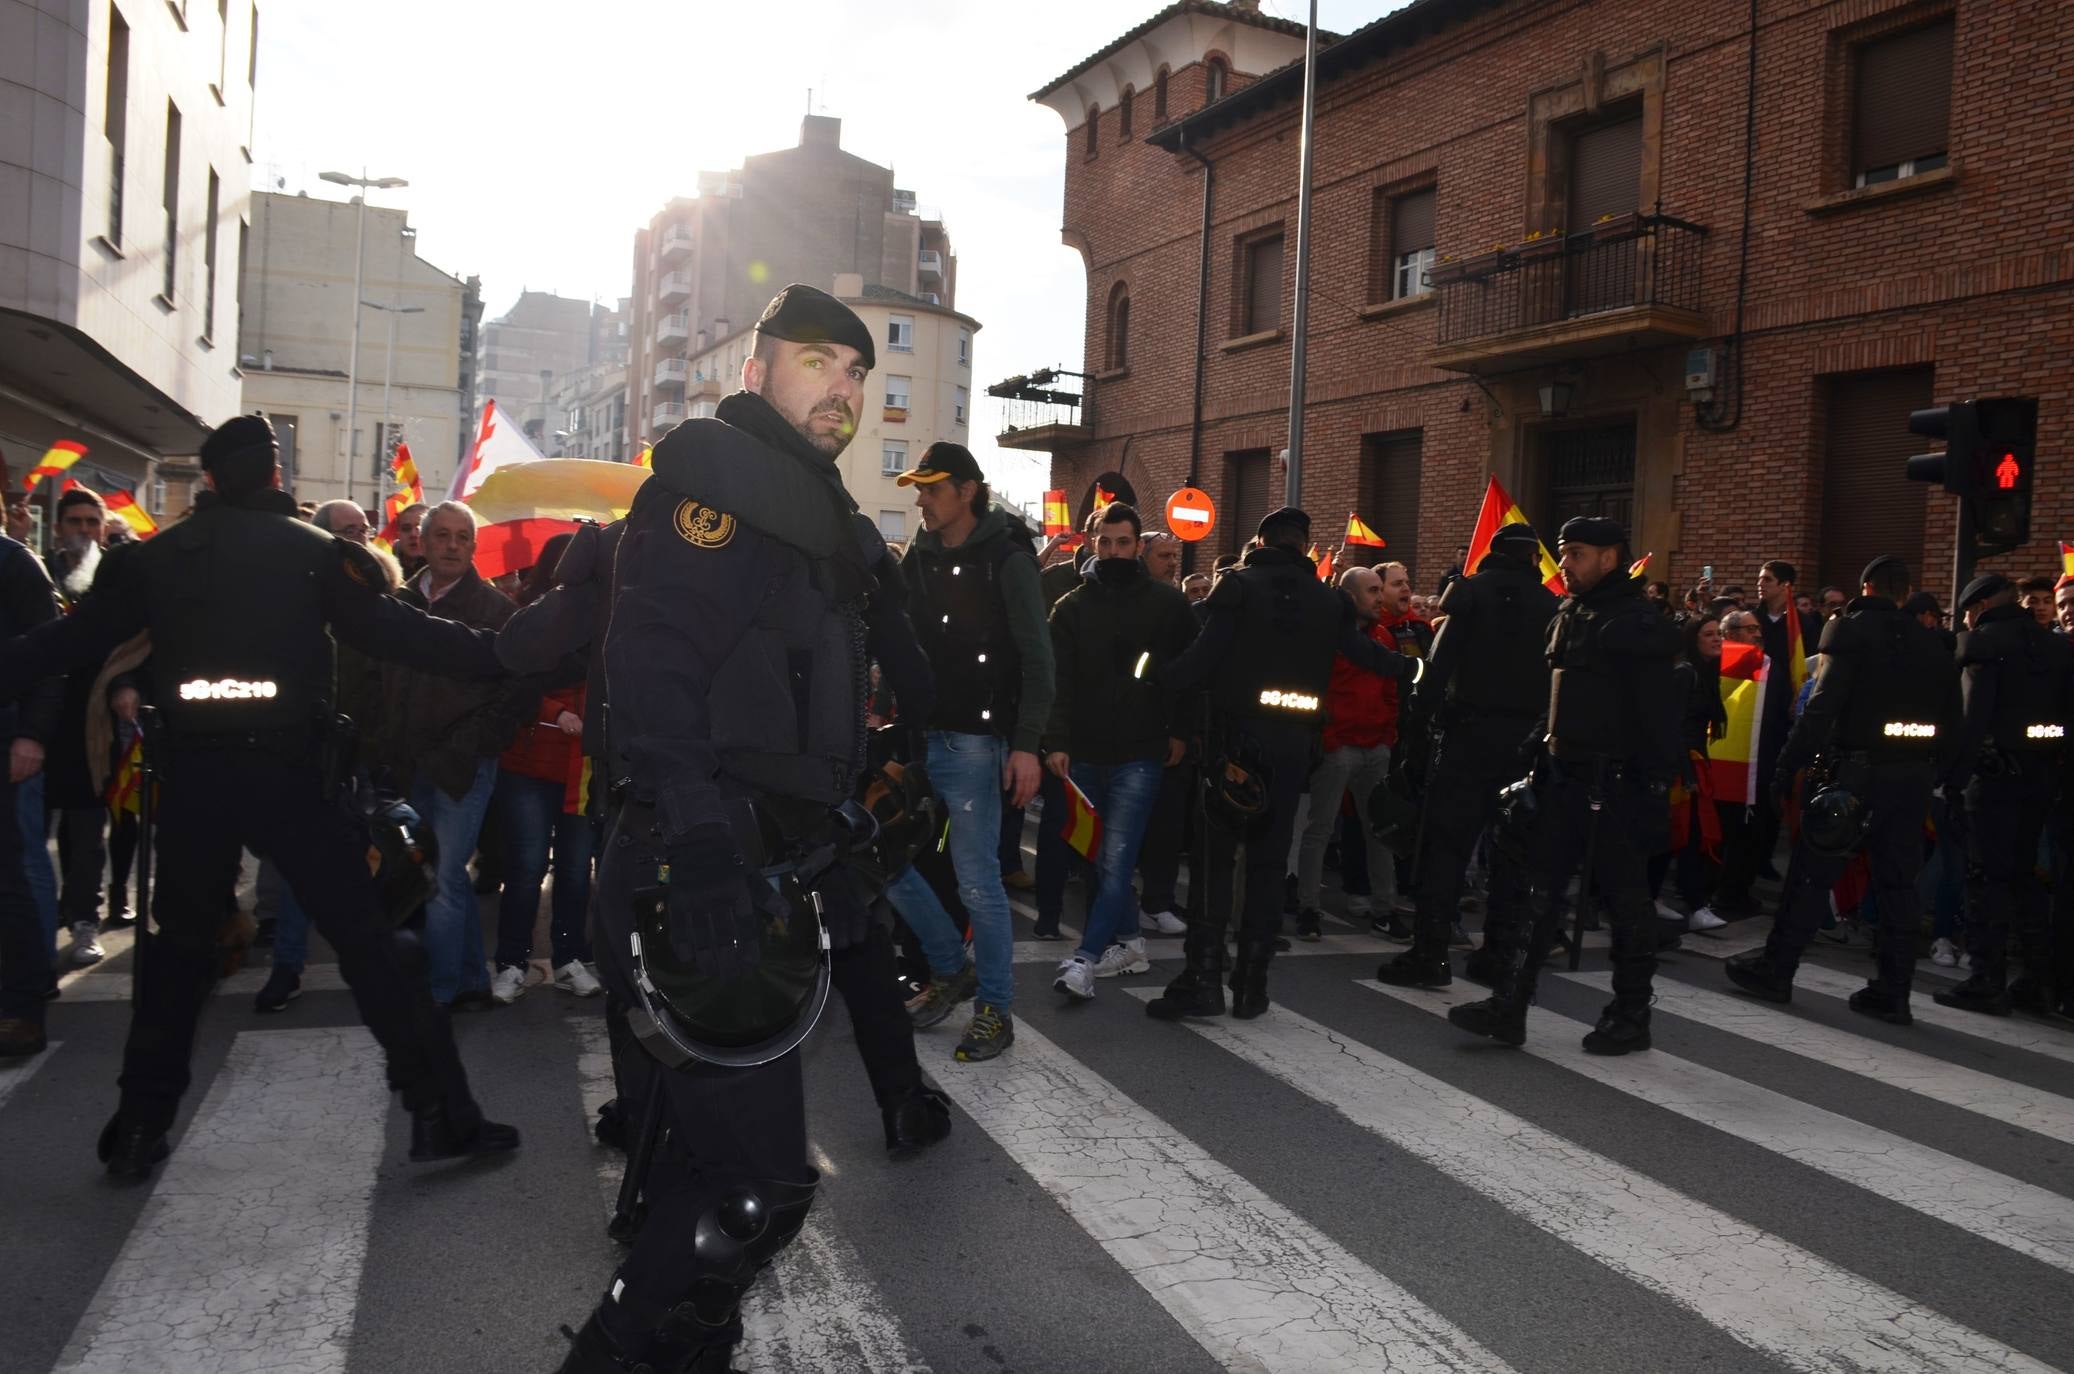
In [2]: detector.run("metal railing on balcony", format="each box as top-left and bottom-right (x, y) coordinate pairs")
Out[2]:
(918, 249), (944, 279)
(659, 226), (694, 260)
(652, 402), (687, 429)
(656, 313), (689, 345)
(657, 271), (691, 303)
(654, 357), (689, 389)
(1431, 213), (1707, 348)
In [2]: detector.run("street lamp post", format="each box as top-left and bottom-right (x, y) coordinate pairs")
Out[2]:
(318, 169), (408, 507)
(365, 300), (425, 487)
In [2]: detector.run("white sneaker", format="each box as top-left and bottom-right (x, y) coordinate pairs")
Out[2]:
(1143, 909), (1187, 936)
(490, 964), (528, 1005)
(1054, 956), (1096, 1000)
(1094, 937), (1151, 978)
(1653, 900), (1685, 924)
(69, 921), (104, 967)
(1687, 905), (1727, 932)
(553, 960), (603, 997)
(1929, 937), (1958, 967)
(1957, 951), (1973, 972)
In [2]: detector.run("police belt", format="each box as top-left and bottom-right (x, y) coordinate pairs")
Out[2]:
(1550, 754), (1626, 785)
(162, 724), (320, 753)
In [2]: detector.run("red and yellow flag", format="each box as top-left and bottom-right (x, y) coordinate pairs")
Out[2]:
(1344, 513), (1387, 549)
(633, 445), (653, 470)
(1058, 774), (1103, 861)
(24, 440), (86, 492)
(1043, 489), (1071, 536)
(390, 442), (422, 498)
(1464, 476), (1564, 595)
(1781, 595), (1810, 696)
(1629, 552), (1652, 578)
(1707, 641), (1769, 807)
(1316, 546), (1336, 582)
(106, 734), (145, 815)
(2059, 541), (2074, 579)
(1094, 485), (1117, 509)
(103, 489), (158, 537)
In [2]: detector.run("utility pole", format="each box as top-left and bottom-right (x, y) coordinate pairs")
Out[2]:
(1283, 0), (1320, 508)
(319, 169), (408, 506)
(365, 300), (424, 490)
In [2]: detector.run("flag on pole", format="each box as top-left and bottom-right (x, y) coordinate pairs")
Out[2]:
(1707, 641), (1769, 807)
(1095, 484), (1117, 509)
(633, 445), (653, 470)
(2059, 540), (2074, 580)
(447, 400), (547, 501)
(1058, 773), (1103, 860)
(1781, 597), (1810, 696)
(1629, 552), (1652, 577)
(103, 489), (158, 537)
(390, 442), (422, 500)
(1316, 545), (1336, 582)
(24, 440), (86, 492)
(1043, 489), (1071, 536)
(1464, 476), (1565, 595)
(1344, 513), (1387, 548)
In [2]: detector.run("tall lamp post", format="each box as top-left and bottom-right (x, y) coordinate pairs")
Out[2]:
(1282, 0), (1320, 507)
(318, 168), (408, 507)
(364, 300), (425, 488)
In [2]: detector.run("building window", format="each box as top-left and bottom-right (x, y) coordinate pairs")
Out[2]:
(954, 386), (969, 425)
(884, 375), (911, 420)
(1357, 430), (1423, 576)
(104, 4), (129, 247)
(201, 167), (219, 340)
(1821, 367), (1933, 588)
(957, 329), (970, 366)
(1566, 108), (1643, 233)
(1238, 231), (1284, 335)
(1205, 57), (1229, 104)
(160, 100), (181, 305)
(882, 439), (908, 476)
(1224, 449), (1270, 555)
(1085, 105), (1099, 161)
(887, 314), (914, 352)
(269, 413), (297, 486)
(1852, 19), (1954, 186)
(1106, 282), (1131, 370)
(247, 1), (258, 86)
(1154, 67), (1169, 122)
(878, 509), (907, 541)
(1118, 86), (1134, 141)
(215, 0), (229, 94)
(1374, 186), (1435, 302)
(149, 478), (167, 514)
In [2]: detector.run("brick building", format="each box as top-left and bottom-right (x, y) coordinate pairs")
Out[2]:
(1008, 0), (2074, 596)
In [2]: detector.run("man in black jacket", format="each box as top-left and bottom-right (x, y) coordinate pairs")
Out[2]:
(1043, 502), (1197, 1000)
(0, 530), (62, 1057)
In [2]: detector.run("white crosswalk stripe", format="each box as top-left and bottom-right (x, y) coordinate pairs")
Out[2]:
(0, 1041), (56, 1111)
(1567, 970), (2074, 1145)
(1131, 988), (2056, 1374)
(1779, 962), (2074, 1067)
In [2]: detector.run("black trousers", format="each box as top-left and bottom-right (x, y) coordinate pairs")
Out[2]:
(1186, 720), (1313, 961)
(1764, 764), (1933, 993)
(121, 745), (475, 1132)
(1487, 764), (1661, 1004)
(53, 805), (107, 924)
(1961, 772), (2057, 981)
(1137, 757), (1195, 916)
(0, 775), (43, 1023)
(1416, 715), (1535, 947)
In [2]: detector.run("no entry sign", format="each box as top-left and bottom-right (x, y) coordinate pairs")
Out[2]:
(1165, 487), (1216, 542)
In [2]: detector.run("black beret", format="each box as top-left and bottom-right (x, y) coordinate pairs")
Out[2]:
(754, 284), (875, 370)
(1956, 572), (2013, 613)
(1257, 506), (1311, 539)
(1557, 515), (1625, 547)
(1859, 555), (1909, 588)
(1900, 591), (1941, 617)
(1489, 522), (1542, 551)
(200, 414), (277, 470)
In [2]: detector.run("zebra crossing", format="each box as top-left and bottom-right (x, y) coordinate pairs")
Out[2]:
(3, 910), (2071, 1374)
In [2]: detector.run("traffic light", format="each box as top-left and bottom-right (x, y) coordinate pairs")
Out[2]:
(1904, 402), (1979, 495)
(1971, 397), (2038, 552)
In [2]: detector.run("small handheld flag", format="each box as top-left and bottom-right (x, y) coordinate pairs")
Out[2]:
(633, 445), (653, 470)
(1344, 513), (1387, 549)
(2059, 541), (2074, 580)
(25, 440), (86, 492)
(1316, 546), (1336, 582)
(1043, 489), (1072, 536)
(1059, 774), (1103, 860)
(103, 489), (158, 537)
(1629, 552), (1652, 578)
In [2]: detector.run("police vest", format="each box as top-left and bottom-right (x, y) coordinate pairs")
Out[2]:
(1440, 558), (1559, 718)
(1958, 605), (2073, 755)
(1820, 602), (1957, 756)
(906, 535), (1027, 738)
(134, 492), (338, 739)
(1545, 583), (1681, 771)
(1209, 558), (1341, 723)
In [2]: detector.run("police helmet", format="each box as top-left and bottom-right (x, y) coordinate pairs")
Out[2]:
(366, 797), (436, 927)
(1366, 776), (1423, 854)
(627, 864), (831, 1070)
(1802, 784), (1869, 858)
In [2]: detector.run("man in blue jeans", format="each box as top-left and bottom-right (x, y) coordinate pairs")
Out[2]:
(1039, 502), (1198, 1000)
(886, 443), (1054, 1062)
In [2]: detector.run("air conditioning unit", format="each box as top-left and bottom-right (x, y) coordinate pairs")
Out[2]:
(920, 293), (941, 305)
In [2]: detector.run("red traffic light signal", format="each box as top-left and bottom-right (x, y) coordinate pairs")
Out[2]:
(1995, 453), (2021, 490)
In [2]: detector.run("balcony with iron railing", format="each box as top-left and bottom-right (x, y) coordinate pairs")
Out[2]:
(1428, 212), (1709, 374)
(651, 402), (687, 430)
(659, 225), (694, 262)
(990, 369), (1089, 451)
(918, 249), (944, 282)
(657, 271), (691, 304)
(653, 356), (688, 390)
(656, 312), (689, 345)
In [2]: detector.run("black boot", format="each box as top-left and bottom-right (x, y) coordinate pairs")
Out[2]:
(1849, 982), (1914, 1026)
(1229, 939), (1273, 1019)
(1447, 954), (1533, 1047)
(594, 1099), (629, 1152)
(2007, 974), (2051, 1015)
(1461, 942), (1502, 988)
(97, 1113), (170, 1183)
(1581, 1001), (1652, 1055)
(1147, 943), (1226, 1020)
(1724, 950), (1794, 1004)
(409, 1100), (522, 1162)
(1932, 972), (2011, 1017)
(1375, 946), (1452, 989)
(882, 1085), (952, 1159)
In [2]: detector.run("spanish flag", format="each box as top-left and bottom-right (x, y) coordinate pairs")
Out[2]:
(24, 440), (86, 492)
(1629, 552), (1652, 578)
(2059, 541), (2074, 579)
(1344, 513), (1386, 548)
(103, 489), (158, 537)
(634, 445), (653, 470)
(390, 442), (422, 500)
(1464, 476), (1565, 595)
(1058, 774), (1103, 861)
(1781, 593), (1810, 696)
(1707, 641), (1769, 807)
(1316, 545), (1336, 582)
(1095, 485), (1117, 509)
(1043, 489), (1072, 537)
(106, 733), (146, 815)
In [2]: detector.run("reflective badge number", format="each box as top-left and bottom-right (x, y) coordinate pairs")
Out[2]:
(179, 678), (279, 702)
(1882, 722), (1936, 739)
(2027, 724), (2066, 741)
(673, 499), (735, 550)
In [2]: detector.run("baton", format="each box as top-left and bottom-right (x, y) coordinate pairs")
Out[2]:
(607, 1061), (667, 1244)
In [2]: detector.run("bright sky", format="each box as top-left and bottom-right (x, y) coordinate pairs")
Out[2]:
(253, 0), (1396, 515)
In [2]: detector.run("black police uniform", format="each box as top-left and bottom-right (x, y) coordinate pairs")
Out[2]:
(566, 384), (916, 1373)
(0, 473), (515, 1175)
(1726, 587), (1961, 1021)
(1451, 526), (1682, 1054)
(1382, 536), (1558, 985)
(1938, 592), (2074, 1014)
(1147, 531), (1410, 1020)
(0, 536), (62, 1055)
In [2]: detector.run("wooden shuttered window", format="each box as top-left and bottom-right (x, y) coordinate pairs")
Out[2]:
(1243, 234), (1284, 334)
(1391, 189), (1435, 257)
(1567, 113), (1642, 233)
(1820, 368), (1934, 591)
(1854, 20), (1954, 174)
(1357, 430), (1423, 577)
(1225, 449), (1271, 556)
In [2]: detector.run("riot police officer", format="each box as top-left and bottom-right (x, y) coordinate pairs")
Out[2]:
(1448, 517), (1681, 1055)
(1146, 507), (1412, 1021)
(1934, 574), (2074, 1015)
(559, 285), (923, 1374)
(1725, 556), (1961, 1024)
(0, 415), (519, 1177)
(1378, 522), (1558, 989)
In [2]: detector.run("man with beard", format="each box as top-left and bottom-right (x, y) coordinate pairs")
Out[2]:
(560, 285), (929, 1373)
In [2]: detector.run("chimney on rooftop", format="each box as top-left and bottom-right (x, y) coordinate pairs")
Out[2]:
(801, 114), (842, 149)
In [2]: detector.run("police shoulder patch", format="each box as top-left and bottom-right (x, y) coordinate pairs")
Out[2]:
(672, 499), (735, 550)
